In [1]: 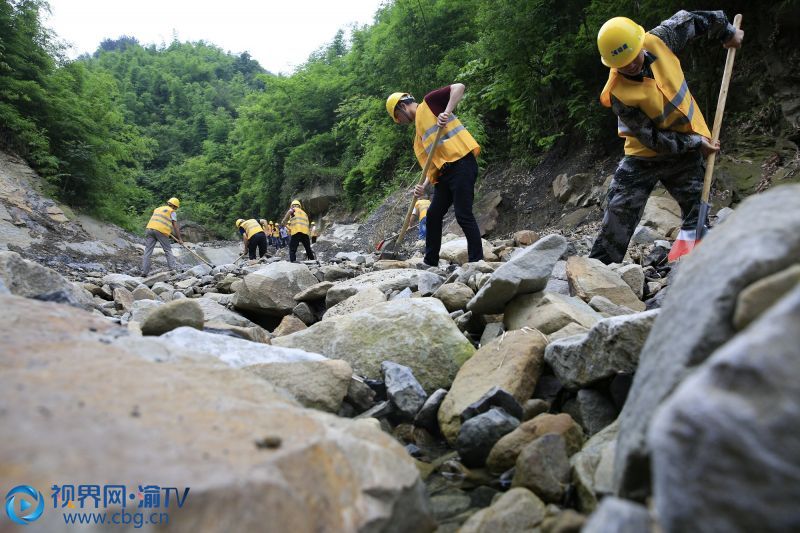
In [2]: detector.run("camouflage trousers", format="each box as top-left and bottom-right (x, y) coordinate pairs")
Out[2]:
(589, 151), (705, 264)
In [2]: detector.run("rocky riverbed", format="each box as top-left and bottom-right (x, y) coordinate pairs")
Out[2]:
(2, 182), (799, 532)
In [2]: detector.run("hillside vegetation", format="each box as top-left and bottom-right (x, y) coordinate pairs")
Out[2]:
(1, 0), (797, 235)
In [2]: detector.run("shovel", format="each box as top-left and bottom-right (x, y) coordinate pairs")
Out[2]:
(669, 14), (742, 261)
(378, 125), (446, 260)
(170, 234), (216, 268)
(375, 223), (419, 252)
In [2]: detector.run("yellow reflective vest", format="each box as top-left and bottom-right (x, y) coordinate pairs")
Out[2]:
(413, 100), (480, 184)
(146, 205), (175, 236)
(600, 33), (711, 158)
(288, 207), (310, 236)
(414, 199), (431, 220)
(240, 219), (263, 239)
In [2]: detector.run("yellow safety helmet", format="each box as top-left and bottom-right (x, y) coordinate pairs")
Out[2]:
(269, 220), (274, 224)
(386, 92), (411, 123)
(167, 197), (180, 208)
(235, 218), (244, 228)
(597, 17), (646, 68)
(291, 199), (302, 207)
(311, 222), (316, 225)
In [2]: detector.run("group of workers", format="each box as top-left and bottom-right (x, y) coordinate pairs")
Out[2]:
(386, 9), (743, 267)
(235, 199), (318, 262)
(144, 10), (744, 278)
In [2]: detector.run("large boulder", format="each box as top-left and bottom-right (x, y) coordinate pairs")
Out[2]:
(614, 185), (800, 500)
(467, 235), (567, 315)
(566, 256), (646, 312)
(323, 286), (387, 321)
(195, 297), (258, 328)
(0, 295), (434, 532)
(648, 286), (800, 532)
(325, 269), (443, 307)
(0, 250), (91, 307)
(158, 327), (326, 368)
(272, 298), (475, 391)
(438, 329), (546, 444)
(233, 262), (319, 316)
(544, 310), (659, 389)
(504, 291), (601, 334)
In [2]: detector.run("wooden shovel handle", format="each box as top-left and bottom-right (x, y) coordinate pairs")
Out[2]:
(701, 13), (742, 203)
(395, 126), (446, 246)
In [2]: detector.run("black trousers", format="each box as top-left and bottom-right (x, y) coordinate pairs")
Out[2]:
(424, 152), (484, 265)
(248, 232), (267, 259)
(289, 233), (315, 262)
(589, 151), (704, 264)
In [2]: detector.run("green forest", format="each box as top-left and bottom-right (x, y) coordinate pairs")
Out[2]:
(0, 0), (795, 236)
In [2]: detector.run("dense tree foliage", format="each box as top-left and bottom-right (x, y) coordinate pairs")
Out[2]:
(1, 0), (796, 235)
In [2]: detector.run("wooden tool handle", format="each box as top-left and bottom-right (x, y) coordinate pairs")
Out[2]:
(701, 13), (742, 203)
(395, 126), (446, 246)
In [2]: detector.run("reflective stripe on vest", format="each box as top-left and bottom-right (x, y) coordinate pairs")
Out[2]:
(288, 208), (310, 235)
(146, 206), (175, 236)
(599, 33), (711, 157)
(241, 219), (263, 239)
(413, 101), (480, 184)
(415, 199), (431, 220)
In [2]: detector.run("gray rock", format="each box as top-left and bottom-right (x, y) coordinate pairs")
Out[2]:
(355, 400), (394, 420)
(504, 291), (601, 334)
(391, 287), (413, 300)
(150, 281), (173, 295)
(325, 268), (443, 307)
(413, 388), (448, 432)
(113, 287), (135, 311)
(246, 359), (352, 413)
(273, 298), (475, 391)
(141, 299), (204, 336)
(522, 399), (550, 422)
(456, 408), (520, 467)
(582, 497), (652, 533)
(564, 389), (618, 436)
(131, 285), (157, 301)
(128, 299), (163, 323)
(293, 302), (316, 325)
(479, 322), (504, 347)
(631, 225), (662, 245)
(467, 234), (568, 314)
(195, 297), (257, 328)
(714, 206), (735, 225)
(382, 361), (428, 420)
(158, 327), (326, 368)
(142, 272), (171, 287)
(323, 286), (387, 320)
(545, 310), (660, 389)
(615, 264), (645, 299)
(733, 263), (800, 330)
(649, 285), (800, 533)
(461, 386), (523, 423)
(293, 281), (334, 302)
(185, 263), (212, 277)
(435, 282), (475, 312)
(459, 487), (545, 533)
(0, 251), (91, 308)
(571, 420), (619, 513)
(511, 433), (570, 503)
(567, 256), (646, 312)
(319, 264), (354, 282)
(233, 262), (319, 317)
(588, 295), (635, 316)
(543, 278), (570, 295)
(614, 185), (800, 500)
(429, 488), (472, 521)
(101, 273), (142, 291)
(345, 378), (376, 412)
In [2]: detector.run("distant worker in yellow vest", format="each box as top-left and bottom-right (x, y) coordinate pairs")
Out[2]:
(281, 199), (315, 262)
(387, 83), (483, 267)
(236, 218), (267, 259)
(142, 197), (182, 276)
(310, 222), (319, 243)
(412, 197), (431, 240)
(590, 11), (743, 264)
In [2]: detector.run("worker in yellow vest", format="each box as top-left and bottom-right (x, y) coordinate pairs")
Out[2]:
(142, 197), (182, 276)
(590, 11), (743, 264)
(387, 83), (483, 267)
(281, 199), (315, 262)
(236, 218), (267, 259)
(412, 197), (431, 240)
(310, 222), (319, 243)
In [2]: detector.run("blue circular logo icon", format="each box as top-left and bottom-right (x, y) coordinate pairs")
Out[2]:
(5, 485), (44, 525)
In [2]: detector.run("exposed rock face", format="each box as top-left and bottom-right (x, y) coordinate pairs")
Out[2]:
(614, 185), (800, 500)
(438, 329), (546, 444)
(648, 286), (800, 533)
(544, 310), (659, 389)
(0, 295), (435, 532)
(273, 298), (475, 392)
(467, 234), (567, 314)
(233, 261), (319, 316)
(325, 269), (443, 307)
